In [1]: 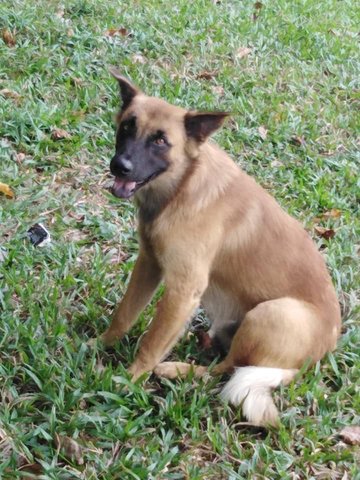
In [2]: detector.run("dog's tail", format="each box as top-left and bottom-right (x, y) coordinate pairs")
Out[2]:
(220, 366), (298, 426)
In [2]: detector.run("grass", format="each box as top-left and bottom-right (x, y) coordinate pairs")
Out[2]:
(0, 0), (359, 478)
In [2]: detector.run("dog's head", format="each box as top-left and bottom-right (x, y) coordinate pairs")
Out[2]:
(109, 68), (229, 201)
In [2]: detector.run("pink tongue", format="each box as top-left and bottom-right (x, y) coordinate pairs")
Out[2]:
(112, 178), (137, 198)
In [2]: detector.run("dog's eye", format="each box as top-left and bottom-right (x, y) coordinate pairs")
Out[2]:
(153, 137), (166, 146)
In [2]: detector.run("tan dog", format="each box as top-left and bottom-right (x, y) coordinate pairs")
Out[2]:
(101, 69), (341, 426)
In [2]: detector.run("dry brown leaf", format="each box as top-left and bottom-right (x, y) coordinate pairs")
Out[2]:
(0, 182), (14, 198)
(197, 70), (218, 80)
(314, 225), (336, 240)
(291, 135), (305, 146)
(323, 208), (341, 219)
(51, 128), (71, 140)
(0, 88), (20, 99)
(68, 211), (85, 221)
(258, 126), (268, 140)
(18, 462), (43, 475)
(253, 2), (263, 21)
(236, 47), (252, 59)
(339, 425), (360, 445)
(70, 77), (84, 86)
(2, 28), (16, 46)
(54, 434), (85, 465)
(104, 27), (130, 37)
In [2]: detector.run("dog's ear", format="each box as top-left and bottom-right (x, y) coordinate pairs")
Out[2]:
(184, 111), (229, 142)
(110, 68), (140, 110)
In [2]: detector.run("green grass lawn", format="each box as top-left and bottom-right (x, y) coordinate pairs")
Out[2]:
(1, 0), (359, 478)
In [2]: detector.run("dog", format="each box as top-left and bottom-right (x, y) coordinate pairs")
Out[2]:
(100, 68), (341, 426)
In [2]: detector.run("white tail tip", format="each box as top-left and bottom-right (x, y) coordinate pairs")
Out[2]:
(221, 366), (298, 426)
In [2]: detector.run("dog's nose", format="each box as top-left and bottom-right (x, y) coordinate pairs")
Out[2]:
(118, 158), (133, 175)
(110, 156), (133, 176)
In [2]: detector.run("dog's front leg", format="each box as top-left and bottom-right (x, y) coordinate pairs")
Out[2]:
(128, 273), (208, 380)
(101, 251), (162, 346)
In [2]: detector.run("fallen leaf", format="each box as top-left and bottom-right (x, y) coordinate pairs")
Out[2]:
(271, 159), (283, 168)
(54, 434), (85, 465)
(211, 85), (225, 96)
(314, 225), (336, 240)
(258, 126), (268, 140)
(104, 27), (130, 37)
(0, 88), (20, 99)
(18, 462), (43, 475)
(70, 77), (84, 86)
(55, 7), (65, 18)
(0, 182), (14, 198)
(68, 211), (85, 221)
(2, 28), (16, 46)
(290, 135), (305, 146)
(95, 358), (106, 374)
(253, 2), (263, 20)
(132, 53), (146, 64)
(339, 426), (360, 445)
(197, 70), (218, 80)
(235, 47), (252, 59)
(51, 128), (71, 140)
(323, 208), (341, 219)
(15, 152), (26, 163)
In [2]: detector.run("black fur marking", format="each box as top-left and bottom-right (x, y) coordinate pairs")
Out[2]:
(110, 117), (170, 198)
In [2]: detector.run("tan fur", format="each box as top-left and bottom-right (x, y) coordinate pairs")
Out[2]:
(101, 81), (341, 425)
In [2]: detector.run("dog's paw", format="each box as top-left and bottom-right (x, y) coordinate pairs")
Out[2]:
(154, 362), (199, 379)
(128, 362), (151, 382)
(100, 329), (121, 347)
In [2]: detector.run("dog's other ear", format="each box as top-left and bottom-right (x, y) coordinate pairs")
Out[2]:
(184, 111), (229, 142)
(109, 68), (140, 110)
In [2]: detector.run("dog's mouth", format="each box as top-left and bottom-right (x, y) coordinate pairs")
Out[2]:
(111, 173), (159, 199)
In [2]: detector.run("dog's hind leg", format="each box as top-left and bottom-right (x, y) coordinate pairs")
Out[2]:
(201, 283), (243, 353)
(220, 297), (338, 426)
(156, 297), (338, 426)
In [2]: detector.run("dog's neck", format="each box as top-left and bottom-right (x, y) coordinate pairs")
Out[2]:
(135, 157), (194, 223)
(136, 186), (172, 223)
(179, 141), (239, 213)
(136, 141), (237, 223)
